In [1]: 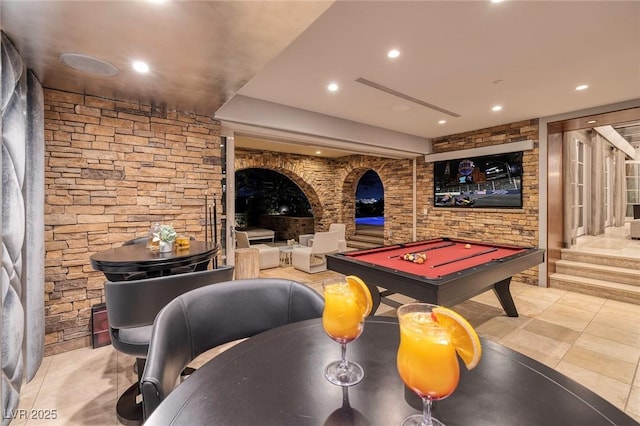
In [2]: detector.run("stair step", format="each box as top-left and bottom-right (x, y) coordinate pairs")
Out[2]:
(355, 230), (384, 238)
(555, 260), (640, 287)
(350, 234), (384, 244)
(560, 249), (640, 270)
(549, 273), (640, 305)
(347, 231), (384, 250)
(346, 240), (381, 250)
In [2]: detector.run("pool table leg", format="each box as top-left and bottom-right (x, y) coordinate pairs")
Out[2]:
(492, 278), (519, 317)
(364, 283), (382, 316)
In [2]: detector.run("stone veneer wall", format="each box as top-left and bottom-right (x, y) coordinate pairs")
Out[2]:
(44, 89), (222, 355)
(257, 215), (315, 240)
(41, 112), (538, 354)
(235, 150), (415, 243)
(416, 119), (541, 285)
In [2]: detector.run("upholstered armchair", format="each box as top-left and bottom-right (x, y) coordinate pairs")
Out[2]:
(236, 231), (279, 269)
(292, 231), (340, 273)
(140, 278), (324, 419)
(329, 223), (347, 251)
(307, 223), (347, 252)
(104, 266), (235, 425)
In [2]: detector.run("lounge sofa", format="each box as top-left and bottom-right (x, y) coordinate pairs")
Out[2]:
(243, 227), (275, 243)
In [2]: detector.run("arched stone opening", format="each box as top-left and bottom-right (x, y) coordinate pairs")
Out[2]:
(355, 170), (384, 224)
(235, 149), (411, 245)
(234, 164), (324, 240)
(341, 167), (385, 240)
(235, 168), (310, 221)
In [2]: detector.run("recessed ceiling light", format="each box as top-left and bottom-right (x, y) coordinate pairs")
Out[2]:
(387, 49), (400, 59)
(576, 84), (589, 91)
(327, 82), (339, 92)
(59, 53), (118, 76)
(132, 61), (150, 73)
(491, 0), (504, 3)
(492, 105), (503, 112)
(587, 120), (597, 124)
(315, 150), (322, 155)
(438, 120), (446, 124)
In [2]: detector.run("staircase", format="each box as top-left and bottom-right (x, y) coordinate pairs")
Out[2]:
(347, 225), (384, 250)
(549, 249), (640, 304)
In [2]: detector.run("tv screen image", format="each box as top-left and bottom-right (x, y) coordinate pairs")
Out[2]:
(433, 151), (523, 208)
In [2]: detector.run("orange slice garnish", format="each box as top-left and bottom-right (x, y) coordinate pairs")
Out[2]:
(432, 306), (482, 370)
(345, 275), (373, 317)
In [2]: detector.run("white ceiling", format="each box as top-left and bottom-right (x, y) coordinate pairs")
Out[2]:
(2, 1), (639, 157)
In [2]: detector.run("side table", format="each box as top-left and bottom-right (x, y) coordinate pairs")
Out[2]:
(278, 245), (303, 265)
(235, 248), (260, 278)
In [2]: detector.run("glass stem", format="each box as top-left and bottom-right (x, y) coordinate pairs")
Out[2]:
(422, 396), (433, 426)
(340, 343), (348, 369)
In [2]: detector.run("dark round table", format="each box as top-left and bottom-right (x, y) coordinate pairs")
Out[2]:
(144, 317), (637, 426)
(90, 241), (219, 281)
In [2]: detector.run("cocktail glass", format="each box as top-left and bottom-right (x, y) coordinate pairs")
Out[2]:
(175, 235), (191, 251)
(149, 239), (160, 253)
(396, 303), (460, 426)
(322, 277), (366, 386)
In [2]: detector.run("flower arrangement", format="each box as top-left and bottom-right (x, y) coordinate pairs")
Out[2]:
(153, 224), (177, 243)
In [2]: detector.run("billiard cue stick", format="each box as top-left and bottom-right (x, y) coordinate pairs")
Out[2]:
(387, 241), (455, 258)
(204, 192), (208, 245)
(213, 197), (218, 268)
(207, 203), (218, 269)
(213, 196), (217, 246)
(430, 247), (499, 268)
(209, 204), (213, 245)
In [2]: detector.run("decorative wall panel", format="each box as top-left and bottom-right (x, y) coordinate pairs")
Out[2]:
(1, 31), (45, 424)
(24, 70), (44, 382)
(1, 31), (26, 424)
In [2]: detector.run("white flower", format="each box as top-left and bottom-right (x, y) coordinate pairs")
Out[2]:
(153, 224), (177, 243)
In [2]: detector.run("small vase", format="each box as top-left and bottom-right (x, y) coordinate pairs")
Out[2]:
(159, 241), (173, 253)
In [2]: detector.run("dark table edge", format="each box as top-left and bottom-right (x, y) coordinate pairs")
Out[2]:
(90, 243), (219, 273)
(146, 316), (637, 426)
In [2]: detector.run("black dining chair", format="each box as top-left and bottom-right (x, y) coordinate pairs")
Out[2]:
(140, 278), (325, 419)
(104, 265), (235, 426)
(122, 236), (149, 246)
(119, 237), (152, 280)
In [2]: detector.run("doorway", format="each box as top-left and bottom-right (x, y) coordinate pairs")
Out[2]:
(604, 149), (613, 227)
(545, 104), (640, 281)
(573, 136), (587, 237)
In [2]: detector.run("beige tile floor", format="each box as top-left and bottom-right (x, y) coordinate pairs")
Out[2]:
(14, 229), (640, 425)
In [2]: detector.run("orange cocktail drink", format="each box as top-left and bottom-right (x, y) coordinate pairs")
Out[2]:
(397, 311), (460, 399)
(396, 302), (481, 426)
(322, 276), (373, 387)
(322, 282), (364, 343)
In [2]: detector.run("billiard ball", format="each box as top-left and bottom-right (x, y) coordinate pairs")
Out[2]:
(465, 244), (471, 249)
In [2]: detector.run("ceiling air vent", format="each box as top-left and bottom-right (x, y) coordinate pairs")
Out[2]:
(355, 77), (460, 118)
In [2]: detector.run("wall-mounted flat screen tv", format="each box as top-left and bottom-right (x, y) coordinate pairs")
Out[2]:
(433, 151), (523, 208)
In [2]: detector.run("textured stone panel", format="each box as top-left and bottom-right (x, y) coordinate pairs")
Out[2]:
(43, 89), (222, 355)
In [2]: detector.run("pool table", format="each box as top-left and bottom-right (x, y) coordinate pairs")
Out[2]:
(326, 237), (545, 317)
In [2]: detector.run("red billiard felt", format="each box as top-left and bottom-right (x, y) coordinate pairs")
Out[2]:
(342, 238), (526, 279)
